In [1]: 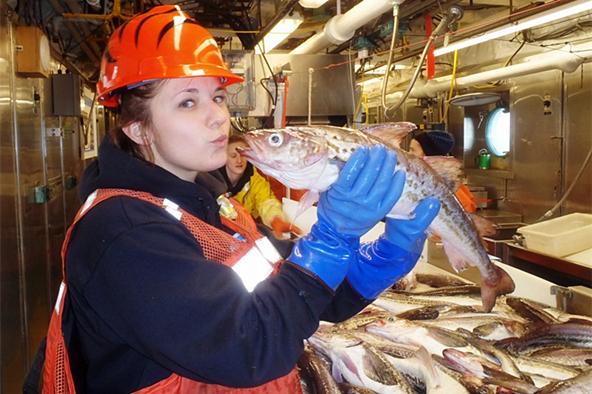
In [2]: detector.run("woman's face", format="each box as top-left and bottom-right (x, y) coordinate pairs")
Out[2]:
(408, 138), (426, 158)
(147, 77), (230, 181)
(225, 141), (248, 179)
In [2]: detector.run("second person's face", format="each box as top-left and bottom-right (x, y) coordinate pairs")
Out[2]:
(148, 76), (230, 182)
(226, 141), (248, 179)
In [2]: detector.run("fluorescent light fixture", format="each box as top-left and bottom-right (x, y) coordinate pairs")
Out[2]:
(434, 0), (592, 56)
(256, 12), (303, 54)
(299, 0), (329, 8)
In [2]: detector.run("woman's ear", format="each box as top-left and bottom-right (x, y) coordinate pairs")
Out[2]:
(122, 122), (152, 146)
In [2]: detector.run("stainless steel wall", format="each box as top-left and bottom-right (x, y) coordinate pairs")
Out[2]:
(0, 7), (82, 391)
(250, 54), (355, 118)
(564, 64), (592, 214)
(448, 67), (592, 223)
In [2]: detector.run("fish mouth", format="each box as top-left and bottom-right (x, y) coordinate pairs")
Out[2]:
(236, 145), (251, 156)
(237, 137), (271, 166)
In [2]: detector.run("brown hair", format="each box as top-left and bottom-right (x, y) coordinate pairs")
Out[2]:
(109, 80), (166, 162)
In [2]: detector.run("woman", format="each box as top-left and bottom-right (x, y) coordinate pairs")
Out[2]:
(219, 135), (301, 238)
(410, 130), (477, 213)
(40, 5), (440, 393)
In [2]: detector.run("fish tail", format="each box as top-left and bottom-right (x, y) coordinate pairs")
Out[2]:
(481, 266), (515, 312)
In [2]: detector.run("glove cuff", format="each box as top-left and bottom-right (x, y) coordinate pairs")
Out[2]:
(347, 238), (422, 299)
(288, 220), (359, 290)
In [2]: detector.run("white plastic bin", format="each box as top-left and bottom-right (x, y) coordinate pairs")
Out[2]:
(517, 213), (592, 257)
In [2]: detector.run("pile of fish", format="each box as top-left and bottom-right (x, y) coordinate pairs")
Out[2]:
(298, 273), (592, 394)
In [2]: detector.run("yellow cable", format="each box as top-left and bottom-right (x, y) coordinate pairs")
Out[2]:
(442, 49), (458, 123)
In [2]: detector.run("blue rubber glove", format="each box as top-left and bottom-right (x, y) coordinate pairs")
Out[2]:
(347, 197), (441, 299)
(318, 145), (405, 237)
(289, 146), (404, 290)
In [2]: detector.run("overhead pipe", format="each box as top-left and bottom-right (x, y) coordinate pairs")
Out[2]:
(291, 0), (406, 55)
(48, 0), (101, 63)
(405, 42), (592, 98)
(385, 4), (464, 116)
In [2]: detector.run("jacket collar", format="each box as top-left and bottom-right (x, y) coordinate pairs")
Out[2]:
(80, 136), (220, 222)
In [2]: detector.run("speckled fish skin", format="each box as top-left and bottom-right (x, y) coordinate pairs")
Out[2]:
(242, 124), (514, 312)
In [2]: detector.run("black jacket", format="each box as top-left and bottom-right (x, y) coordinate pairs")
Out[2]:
(65, 137), (370, 393)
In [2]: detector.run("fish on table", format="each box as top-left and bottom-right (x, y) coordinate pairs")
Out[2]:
(296, 271), (592, 393)
(240, 122), (515, 312)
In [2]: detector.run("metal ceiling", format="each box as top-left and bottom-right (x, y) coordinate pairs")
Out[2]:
(11, 0), (452, 83)
(12, 0), (589, 86)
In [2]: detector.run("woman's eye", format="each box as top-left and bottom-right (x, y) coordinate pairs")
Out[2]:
(214, 95), (227, 104)
(179, 99), (195, 109)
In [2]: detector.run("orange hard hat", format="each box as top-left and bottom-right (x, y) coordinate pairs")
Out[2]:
(97, 5), (243, 108)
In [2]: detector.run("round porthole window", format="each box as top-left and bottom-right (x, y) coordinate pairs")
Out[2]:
(463, 116), (475, 151)
(485, 107), (510, 156)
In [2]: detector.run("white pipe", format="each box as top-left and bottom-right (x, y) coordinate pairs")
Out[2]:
(405, 43), (592, 98)
(291, 0), (406, 54)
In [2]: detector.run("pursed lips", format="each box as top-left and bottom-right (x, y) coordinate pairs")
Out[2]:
(211, 135), (227, 145)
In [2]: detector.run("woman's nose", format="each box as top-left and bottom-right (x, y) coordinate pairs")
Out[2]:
(207, 101), (229, 129)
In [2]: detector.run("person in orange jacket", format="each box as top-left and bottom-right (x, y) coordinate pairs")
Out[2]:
(217, 134), (302, 239)
(33, 5), (440, 394)
(409, 130), (478, 213)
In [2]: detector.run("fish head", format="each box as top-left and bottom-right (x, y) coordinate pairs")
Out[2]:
(240, 127), (339, 191)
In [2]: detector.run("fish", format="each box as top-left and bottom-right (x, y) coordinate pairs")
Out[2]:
(415, 273), (473, 288)
(536, 369), (592, 393)
(442, 348), (539, 393)
(504, 297), (560, 325)
(396, 305), (479, 321)
(365, 318), (479, 357)
(511, 355), (580, 381)
(495, 323), (592, 354)
(298, 345), (342, 394)
(392, 285), (483, 297)
(528, 347), (592, 368)
(308, 331), (415, 393)
(455, 328), (532, 382)
(240, 123), (515, 312)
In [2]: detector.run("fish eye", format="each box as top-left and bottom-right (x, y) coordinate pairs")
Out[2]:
(268, 133), (283, 147)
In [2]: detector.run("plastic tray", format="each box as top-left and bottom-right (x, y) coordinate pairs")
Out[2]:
(517, 213), (592, 257)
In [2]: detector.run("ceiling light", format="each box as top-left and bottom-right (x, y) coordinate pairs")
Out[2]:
(299, 0), (329, 8)
(434, 0), (592, 56)
(256, 12), (303, 54)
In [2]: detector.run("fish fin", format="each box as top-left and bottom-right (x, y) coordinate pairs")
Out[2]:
(414, 346), (441, 389)
(331, 359), (345, 383)
(470, 214), (497, 238)
(441, 241), (472, 272)
(296, 191), (319, 214)
(359, 122), (417, 148)
(422, 156), (464, 192)
(481, 266), (515, 313)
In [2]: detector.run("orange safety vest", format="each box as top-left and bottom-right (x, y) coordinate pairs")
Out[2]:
(455, 184), (477, 213)
(42, 188), (302, 394)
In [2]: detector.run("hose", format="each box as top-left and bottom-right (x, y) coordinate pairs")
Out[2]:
(441, 49), (459, 123)
(535, 144), (592, 222)
(380, 3), (400, 118)
(385, 14), (452, 118)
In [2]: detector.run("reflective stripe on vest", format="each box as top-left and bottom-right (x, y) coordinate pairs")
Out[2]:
(42, 188), (301, 394)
